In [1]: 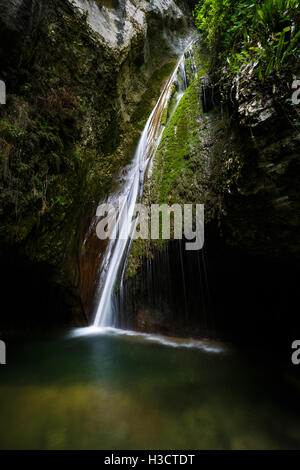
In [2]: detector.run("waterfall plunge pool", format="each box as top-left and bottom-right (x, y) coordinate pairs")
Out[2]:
(0, 330), (300, 449)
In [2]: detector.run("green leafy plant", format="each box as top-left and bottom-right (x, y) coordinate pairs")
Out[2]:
(194, 0), (300, 82)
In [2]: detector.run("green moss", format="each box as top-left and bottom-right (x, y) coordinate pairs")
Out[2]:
(0, 3), (100, 270)
(0, 1), (122, 276)
(125, 46), (212, 279)
(151, 79), (208, 205)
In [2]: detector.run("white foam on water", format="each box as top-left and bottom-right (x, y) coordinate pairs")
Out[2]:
(69, 326), (225, 353)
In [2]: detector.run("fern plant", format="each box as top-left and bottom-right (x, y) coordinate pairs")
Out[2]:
(194, 0), (300, 82)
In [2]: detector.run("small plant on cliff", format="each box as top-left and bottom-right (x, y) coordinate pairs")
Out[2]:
(194, 0), (300, 83)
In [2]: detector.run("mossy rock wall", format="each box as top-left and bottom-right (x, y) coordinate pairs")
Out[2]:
(0, 0), (193, 329)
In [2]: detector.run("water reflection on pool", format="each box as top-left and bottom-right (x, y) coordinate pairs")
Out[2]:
(0, 330), (299, 449)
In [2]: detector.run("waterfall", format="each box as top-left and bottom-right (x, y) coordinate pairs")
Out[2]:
(93, 53), (188, 328)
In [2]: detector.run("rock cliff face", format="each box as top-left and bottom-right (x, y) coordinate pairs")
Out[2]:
(73, 0), (189, 51)
(0, 0), (193, 331)
(219, 67), (300, 264)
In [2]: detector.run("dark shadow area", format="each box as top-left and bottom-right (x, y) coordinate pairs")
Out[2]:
(205, 223), (300, 350)
(0, 249), (85, 337)
(121, 224), (300, 355)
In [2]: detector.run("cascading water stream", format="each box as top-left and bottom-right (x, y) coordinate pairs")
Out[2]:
(93, 51), (189, 328)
